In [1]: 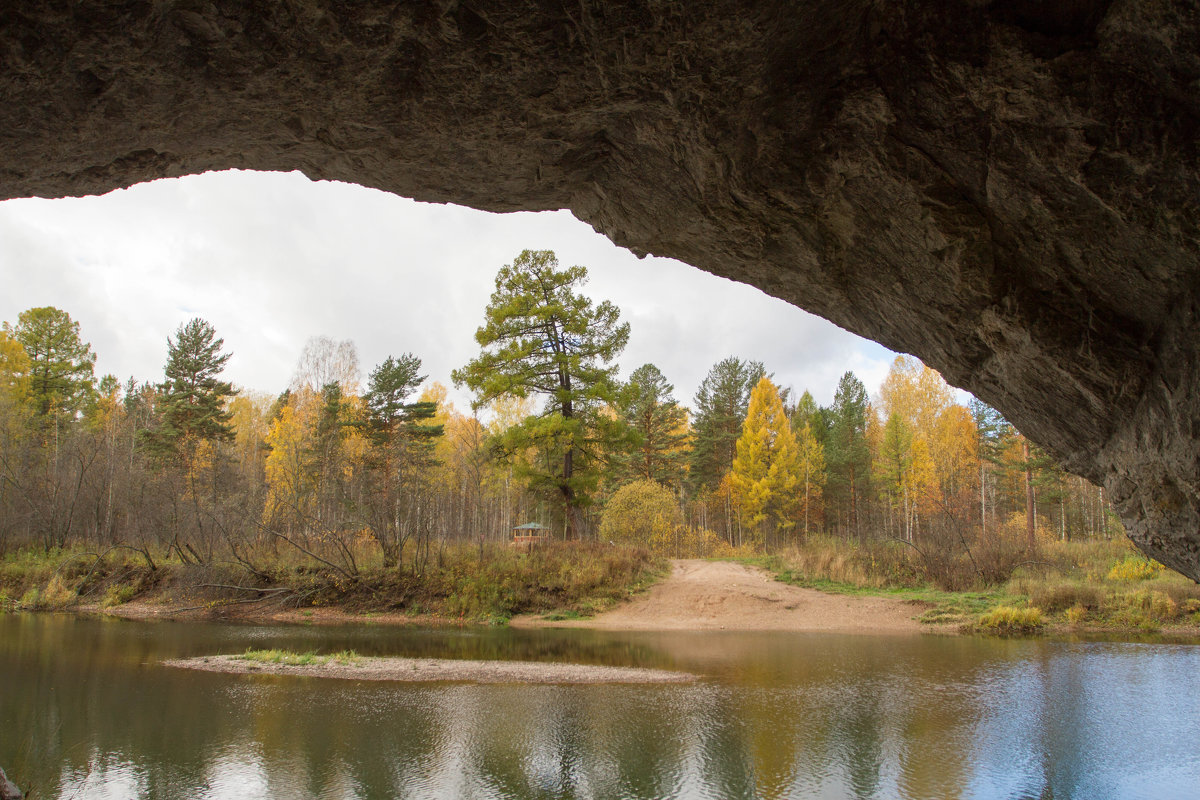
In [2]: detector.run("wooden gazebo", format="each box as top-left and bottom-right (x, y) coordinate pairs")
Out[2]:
(510, 522), (551, 550)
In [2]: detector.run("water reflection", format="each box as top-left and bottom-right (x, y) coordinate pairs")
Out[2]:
(1, 614), (1197, 799)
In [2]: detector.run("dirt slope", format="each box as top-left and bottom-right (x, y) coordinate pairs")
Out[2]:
(513, 559), (933, 634)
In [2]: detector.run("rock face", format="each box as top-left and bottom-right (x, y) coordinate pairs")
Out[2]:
(0, 766), (21, 800)
(1, 1), (1197, 578)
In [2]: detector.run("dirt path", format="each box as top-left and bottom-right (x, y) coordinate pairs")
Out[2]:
(513, 559), (934, 634)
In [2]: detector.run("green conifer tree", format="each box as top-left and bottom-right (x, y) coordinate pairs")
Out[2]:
(688, 356), (765, 493)
(614, 363), (689, 487)
(453, 250), (628, 538)
(825, 371), (870, 539)
(144, 318), (236, 460)
(7, 306), (95, 420)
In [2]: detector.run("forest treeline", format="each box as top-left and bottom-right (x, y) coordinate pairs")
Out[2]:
(0, 250), (1119, 585)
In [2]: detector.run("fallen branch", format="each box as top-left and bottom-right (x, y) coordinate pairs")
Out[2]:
(171, 591), (296, 614)
(197, 583), (292, 595)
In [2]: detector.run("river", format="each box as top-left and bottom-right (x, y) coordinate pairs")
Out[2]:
(1, 613), (1198, 799)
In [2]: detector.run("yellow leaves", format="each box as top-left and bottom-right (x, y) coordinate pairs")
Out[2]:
(0, 331), (31, 407)
(878, 355), (953, 434)
(875, 356), (982, 535)
(264, 401), (317, 520)
(933, 403), (978, 502)
(486, 393), (535, 434)
(730, 377), (801, 534)
(228, 391), (273, 465)
(600, 479), (682, 547)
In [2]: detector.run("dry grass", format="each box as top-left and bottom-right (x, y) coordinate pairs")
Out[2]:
(236, 648), (361, 666)
(0, 540), (667, 624)
(975, 605), (1045, 634)
(773, 536), (922, 590)
(764, 535), (1200, 636)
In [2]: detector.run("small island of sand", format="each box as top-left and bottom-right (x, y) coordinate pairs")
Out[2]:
(164, 652), (697, 685)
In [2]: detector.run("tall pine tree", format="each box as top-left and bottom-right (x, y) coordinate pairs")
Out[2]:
(614, 363), (689, 488)
(7, 306), (95, 420)
(825, 371), (870, 539)
(688, 356), (765, 493)
(453, 249), (628, 539)
(359, 353), (442, 567)
(144, 318), (236, 460)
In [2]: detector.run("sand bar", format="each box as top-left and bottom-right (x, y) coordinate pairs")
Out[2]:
(163, 654), (697, 684)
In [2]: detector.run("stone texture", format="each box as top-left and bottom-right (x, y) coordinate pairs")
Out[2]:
(1, 1), (1197, 578)
(0, 766), (21, 800)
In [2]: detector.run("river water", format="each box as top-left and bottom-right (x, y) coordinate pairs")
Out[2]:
(1, 613), (1198, 799)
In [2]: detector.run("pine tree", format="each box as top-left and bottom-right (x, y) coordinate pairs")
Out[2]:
(7, 306), (95, 420)
(688, 356), (765, 493)
(730, 376), (800, 544)
(826, 371), (870, 539)
(145, 318), (236, 460)
(452, 249), (628, 538)
(360, 354), (443, 567)
(791, 389), (819, 433)
(614, 363), (689, 487)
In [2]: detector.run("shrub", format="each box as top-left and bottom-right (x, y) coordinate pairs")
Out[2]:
(976, 605), (1044, 634)
(1125, 589), (1178, 621)
(601, 480), (682, 550)
(1065, 604), (1088, 625)
(17, 587), (40, 609)
(1030, 583), (1102, 613)
(39, 575), (76, 609)
(777, 537), (923, 590)
(101, 584), (138, 608)
(1107, 557), (1164, 582)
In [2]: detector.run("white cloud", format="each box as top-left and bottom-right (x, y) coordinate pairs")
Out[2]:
(0, 170), (897, 411)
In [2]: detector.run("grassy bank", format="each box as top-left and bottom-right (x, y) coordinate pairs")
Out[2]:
(0, 542), (668, 625)
(758, 536), (1200, 636)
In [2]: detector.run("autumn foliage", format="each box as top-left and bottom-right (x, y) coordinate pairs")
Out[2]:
(0, 263), (1129, 600)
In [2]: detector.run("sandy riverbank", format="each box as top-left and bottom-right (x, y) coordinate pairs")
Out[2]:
(513, 559), (938, 634)
(93, 559), (939, 634)
(163, 653), (697, 684)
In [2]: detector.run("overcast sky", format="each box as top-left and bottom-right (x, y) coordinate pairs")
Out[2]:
(0, 169), (898, 413)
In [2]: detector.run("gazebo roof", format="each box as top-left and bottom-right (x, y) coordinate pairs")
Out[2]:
(512, 522), (550, 531)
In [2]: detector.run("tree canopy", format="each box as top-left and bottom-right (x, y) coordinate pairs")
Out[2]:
(688, 356), (765, 493)
(614, 363), (690, 487)
(453, 249), (629, 538)
(143, 318), (236, 460)
(6, 306), (95, 420)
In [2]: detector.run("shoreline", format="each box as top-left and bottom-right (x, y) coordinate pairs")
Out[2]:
(12, 558), (1199, 642)
(163, 653), (698, 684)
(66, 599), (1200, 643)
